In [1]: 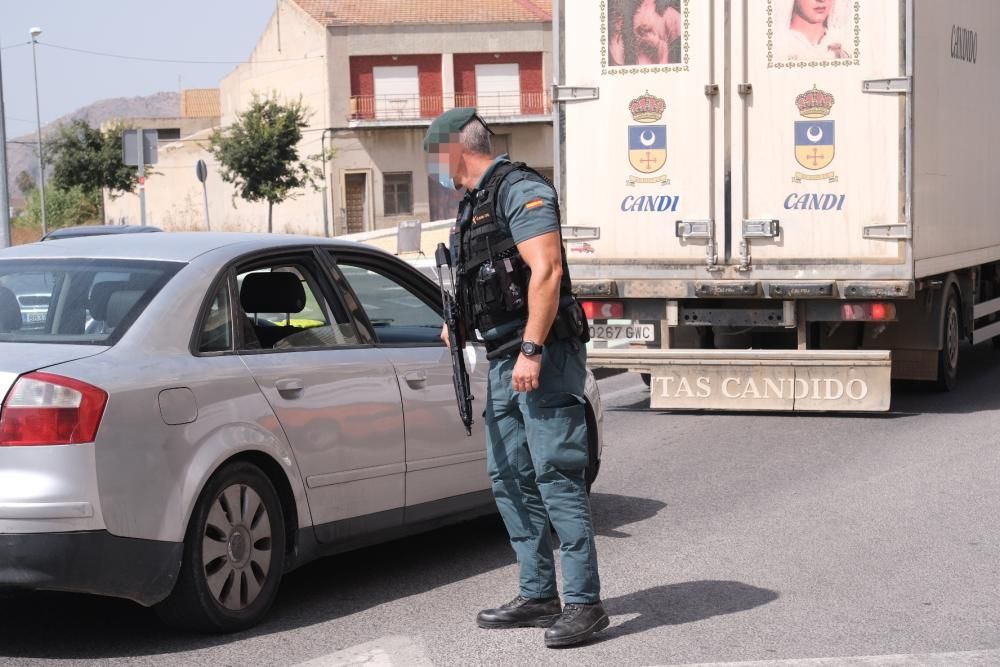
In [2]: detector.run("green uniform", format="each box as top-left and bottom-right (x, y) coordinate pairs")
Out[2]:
(476, 155), (601, 604)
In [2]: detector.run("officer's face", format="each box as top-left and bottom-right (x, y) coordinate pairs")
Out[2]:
(429, 139), (464, 189)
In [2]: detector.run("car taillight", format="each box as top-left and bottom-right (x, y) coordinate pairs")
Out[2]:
(841, 302), (897, 322)
(0, 372), (108, 446)
(581, 300), (624, 320)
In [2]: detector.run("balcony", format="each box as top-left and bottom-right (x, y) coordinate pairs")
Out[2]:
(348, 91), (551, 124)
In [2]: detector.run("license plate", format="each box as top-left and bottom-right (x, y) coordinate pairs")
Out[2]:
(589, 323), (655, 342)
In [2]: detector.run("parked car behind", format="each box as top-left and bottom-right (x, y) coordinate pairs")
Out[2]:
(41, 225), (162, 241)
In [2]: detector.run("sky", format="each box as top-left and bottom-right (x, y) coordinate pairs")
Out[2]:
(0, 0), (278, 135)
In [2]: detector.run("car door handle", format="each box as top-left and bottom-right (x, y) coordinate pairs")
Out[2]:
(276, 378), (304, 397)
(403, 371), (427, 389)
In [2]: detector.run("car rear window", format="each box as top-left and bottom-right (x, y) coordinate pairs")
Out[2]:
(0, 259), (182, 345)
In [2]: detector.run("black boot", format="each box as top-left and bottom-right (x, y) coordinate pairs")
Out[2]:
(476, 595), (562, 629)
(544, 602), (610, 647)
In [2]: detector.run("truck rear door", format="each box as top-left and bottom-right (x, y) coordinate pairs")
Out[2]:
(560, 0), (722, 268)
(731, 0), (909, 278)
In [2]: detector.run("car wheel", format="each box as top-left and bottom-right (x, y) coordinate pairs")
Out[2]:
(935, 290), (961, 392)
(155, 462), (286, 633)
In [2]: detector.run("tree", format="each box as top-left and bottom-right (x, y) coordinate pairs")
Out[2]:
(20, 186), (100, 232)
(47, 120), (145, 223)
(15, 170), (36, 195)
(209, 94), (316, 232)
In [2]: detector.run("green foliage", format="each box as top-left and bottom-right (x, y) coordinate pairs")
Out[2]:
(15, 170), (36, 195)
(209, 94), (316, 230)
(47, 119), (141, 199)
(19, 186), (100, 231)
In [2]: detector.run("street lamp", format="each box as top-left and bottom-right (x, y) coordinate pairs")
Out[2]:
(30, 27), (47, 236)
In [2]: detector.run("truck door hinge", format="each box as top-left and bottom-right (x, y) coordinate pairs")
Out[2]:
(676, 219), (722, 271)
(738, 83), (753, 96)
(705, 84), (719, 97)
(739, 219), (780, 272)
(862, 77), (911, 94)
(551, 86), (599, 103)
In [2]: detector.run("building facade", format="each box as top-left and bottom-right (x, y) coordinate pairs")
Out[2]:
(106, 0), (553, 236)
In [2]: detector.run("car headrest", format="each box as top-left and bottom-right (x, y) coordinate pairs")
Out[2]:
(105, 290), (145, 330)
(240, 272), (306, 314)
(89, 281), (131, 321)
(0, 286), (22, 333)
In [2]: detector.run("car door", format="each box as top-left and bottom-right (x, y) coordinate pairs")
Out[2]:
(327, 249), (490, 521)
(234, 250), (406, 544)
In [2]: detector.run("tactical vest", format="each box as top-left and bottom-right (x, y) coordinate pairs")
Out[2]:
(453, 162), (588, 350)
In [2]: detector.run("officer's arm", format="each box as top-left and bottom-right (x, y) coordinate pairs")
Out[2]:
(518, 231), (563, 346)
(506, 180), (563, 346)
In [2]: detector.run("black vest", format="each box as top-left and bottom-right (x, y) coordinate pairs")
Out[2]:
(452, 162), (583, 345)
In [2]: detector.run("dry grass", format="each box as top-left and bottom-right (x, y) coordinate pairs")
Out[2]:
(12, 224), (43, 246)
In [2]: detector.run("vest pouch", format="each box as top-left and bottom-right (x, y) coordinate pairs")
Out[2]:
(550, 298), (590, 344)
(495, 255), (528, 314)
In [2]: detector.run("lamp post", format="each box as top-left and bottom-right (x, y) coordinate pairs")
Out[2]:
(29, 27), (46, 236)
(321, 128), (333, 238)
(0, 41), (11, 247)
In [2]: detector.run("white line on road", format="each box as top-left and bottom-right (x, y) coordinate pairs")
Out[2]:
(294, 635), (432, 667)
(664, 649), (1000, 667)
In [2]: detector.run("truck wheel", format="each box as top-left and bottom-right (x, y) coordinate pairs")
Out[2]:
(641, 373), (651, 387)
(155, 462), (286, 633)
(935, 290), (961, 392)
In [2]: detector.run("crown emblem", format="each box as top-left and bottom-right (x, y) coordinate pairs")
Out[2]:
(796, 86), (835, 119)
(629, 91), (666, 123)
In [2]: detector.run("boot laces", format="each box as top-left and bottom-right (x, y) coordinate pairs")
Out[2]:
(504, 595), (531, 608)
(562, 603), (586, 620)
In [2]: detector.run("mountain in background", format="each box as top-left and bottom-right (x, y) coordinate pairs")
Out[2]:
(5, 91), (180, 198)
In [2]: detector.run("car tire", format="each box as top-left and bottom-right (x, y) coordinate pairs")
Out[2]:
(935, 290), (961, 393)
(155, 462), (286, 633)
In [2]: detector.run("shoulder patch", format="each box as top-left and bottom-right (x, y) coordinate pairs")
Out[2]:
(524, 199), (545, 211)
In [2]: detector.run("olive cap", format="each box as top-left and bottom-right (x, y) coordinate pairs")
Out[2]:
(423, 107), (482, 152)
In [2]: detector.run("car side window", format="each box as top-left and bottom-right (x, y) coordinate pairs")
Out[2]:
(336, 262), (443, 346)
(197, 280), (233, 354)
(236, 261), (360, 351)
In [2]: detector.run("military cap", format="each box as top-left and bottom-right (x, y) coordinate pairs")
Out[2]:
(423, 107), (483, 152)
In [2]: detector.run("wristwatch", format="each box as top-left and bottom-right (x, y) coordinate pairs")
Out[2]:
(520, 340), (543, 357)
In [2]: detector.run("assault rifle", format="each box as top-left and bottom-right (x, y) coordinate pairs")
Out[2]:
(435, 243), (474, 436)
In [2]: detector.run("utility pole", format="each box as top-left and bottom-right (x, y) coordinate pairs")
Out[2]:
(0, 44), (11, 248)
(30, 27), (46, 236)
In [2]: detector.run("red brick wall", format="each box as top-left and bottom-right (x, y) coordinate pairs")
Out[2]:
(350, 55), (443, 119)
(453, 52), (544, 114)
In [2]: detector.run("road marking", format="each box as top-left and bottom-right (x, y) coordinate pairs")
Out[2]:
(665, 649), (1000, 666)
(294, 635), (433, 667)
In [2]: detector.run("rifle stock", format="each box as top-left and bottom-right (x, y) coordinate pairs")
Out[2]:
(436, 243), (475, 436)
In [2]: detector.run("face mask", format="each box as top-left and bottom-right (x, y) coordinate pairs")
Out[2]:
(436, 168), (455, 191)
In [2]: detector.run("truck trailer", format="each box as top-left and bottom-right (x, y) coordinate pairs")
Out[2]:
(553, 0), (1000, 411)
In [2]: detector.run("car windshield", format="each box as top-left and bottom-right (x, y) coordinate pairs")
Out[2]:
(0, 258), (182, 345)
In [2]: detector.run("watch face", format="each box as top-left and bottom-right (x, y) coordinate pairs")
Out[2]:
(521, 341), (539, 356)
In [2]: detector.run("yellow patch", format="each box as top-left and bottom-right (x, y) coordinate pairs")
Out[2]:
(524, 199), (544, 210)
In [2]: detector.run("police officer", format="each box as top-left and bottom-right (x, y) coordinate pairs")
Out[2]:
(423, 108), (608, 648)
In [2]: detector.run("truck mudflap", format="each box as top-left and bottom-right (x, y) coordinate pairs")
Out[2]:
(587, 349), (892, 412)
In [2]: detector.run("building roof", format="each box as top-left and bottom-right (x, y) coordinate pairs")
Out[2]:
(181, 89), (221, 118)
(292, 0), (551, 26)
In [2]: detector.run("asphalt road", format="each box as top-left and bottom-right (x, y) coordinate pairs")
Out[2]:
(3, 345), (1000, 666)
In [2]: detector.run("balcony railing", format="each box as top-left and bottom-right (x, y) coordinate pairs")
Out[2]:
(349, 91), (551, 122)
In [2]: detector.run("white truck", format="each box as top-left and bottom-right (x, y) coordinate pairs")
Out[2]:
(552, 0), (1000, 411)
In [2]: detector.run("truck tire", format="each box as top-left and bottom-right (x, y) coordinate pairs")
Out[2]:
(641, 373), (651, 387)
(935, 290), (961, 392)
(155, 462), (286, 633)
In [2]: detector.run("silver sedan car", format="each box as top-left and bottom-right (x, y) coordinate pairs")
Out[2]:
(0, 233), (603, 632)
